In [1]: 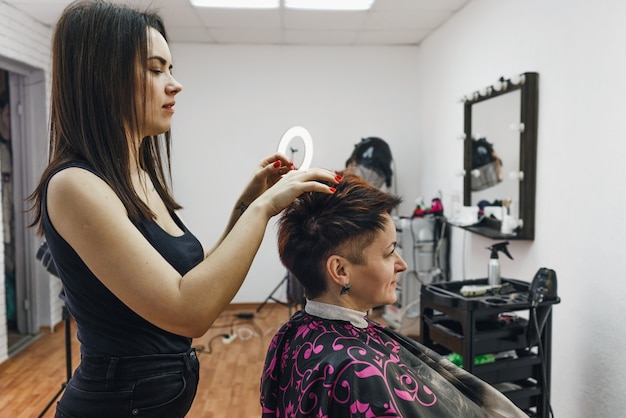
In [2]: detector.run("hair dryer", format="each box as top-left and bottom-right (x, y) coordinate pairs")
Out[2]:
(527, 268), (557, 347)
(529, 267), (557, 306)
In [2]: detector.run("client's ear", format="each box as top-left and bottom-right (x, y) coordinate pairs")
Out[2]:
(326, 255), (351, 288)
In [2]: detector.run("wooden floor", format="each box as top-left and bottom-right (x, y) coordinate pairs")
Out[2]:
(0, 303), (296, 418)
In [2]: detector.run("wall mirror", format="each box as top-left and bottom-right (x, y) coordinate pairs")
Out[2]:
(463, 72), (538, 240)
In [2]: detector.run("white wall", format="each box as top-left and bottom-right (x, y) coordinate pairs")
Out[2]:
(170, 44), (422, 303)
(171, 2), (626, 416)
(414, 1), (626, 417)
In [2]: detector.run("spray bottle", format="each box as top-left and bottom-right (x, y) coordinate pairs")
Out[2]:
(487, 241), (513, 286)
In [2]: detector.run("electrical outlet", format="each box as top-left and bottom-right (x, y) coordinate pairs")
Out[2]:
(223, 333), (237, 344)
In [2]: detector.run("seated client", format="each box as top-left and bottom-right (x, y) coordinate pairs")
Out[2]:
(260, 173), (526, 417)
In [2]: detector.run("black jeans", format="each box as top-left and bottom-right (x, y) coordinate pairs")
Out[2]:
(55, 348), (199, 417)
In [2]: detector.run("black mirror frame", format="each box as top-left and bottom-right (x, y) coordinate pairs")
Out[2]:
(463, 72), (538, 240)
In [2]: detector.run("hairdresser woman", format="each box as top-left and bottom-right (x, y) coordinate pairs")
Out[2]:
(27, 1), (338, 417)
(261, 173), (526, 418)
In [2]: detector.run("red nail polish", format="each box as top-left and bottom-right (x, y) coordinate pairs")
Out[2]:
(273, 160), (281, 168)
(335, 175), (343, 182)
(329, 187), (336, 193)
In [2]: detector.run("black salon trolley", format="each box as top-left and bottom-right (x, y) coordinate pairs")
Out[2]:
(419, 278), (560, 418)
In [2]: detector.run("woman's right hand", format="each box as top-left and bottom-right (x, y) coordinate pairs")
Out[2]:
(252, 167), (340, 218)
(208, 158), (341, 261)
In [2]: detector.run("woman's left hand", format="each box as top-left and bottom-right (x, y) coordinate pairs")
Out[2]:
(239, 153), (295, 204)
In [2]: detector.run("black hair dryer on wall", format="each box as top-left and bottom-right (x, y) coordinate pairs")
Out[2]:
(526, 267), (557, 347)
(529, 267), (557, 306)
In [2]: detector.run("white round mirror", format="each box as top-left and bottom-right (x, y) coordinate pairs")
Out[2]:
(277, 126), (313, 170)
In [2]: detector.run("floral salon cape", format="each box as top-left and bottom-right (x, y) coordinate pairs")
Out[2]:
(261, 310), (526, 418)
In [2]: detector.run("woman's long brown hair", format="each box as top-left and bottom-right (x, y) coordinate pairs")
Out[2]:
(28, 0), (182, 234)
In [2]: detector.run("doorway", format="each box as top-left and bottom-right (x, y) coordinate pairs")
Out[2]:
(0, 69), (21, 351)
(1, 68), (30, 354)
(0, 63), (50, 357)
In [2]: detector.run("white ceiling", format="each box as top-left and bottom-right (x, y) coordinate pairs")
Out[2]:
(5, 0), (470, 46)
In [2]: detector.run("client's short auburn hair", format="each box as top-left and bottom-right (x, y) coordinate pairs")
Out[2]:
(277, 173), (401, 299)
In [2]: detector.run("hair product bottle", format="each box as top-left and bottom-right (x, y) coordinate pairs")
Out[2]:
(487, 241), (513, 286)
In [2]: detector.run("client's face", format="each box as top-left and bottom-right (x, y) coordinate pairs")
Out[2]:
(347, 213), (407, 311)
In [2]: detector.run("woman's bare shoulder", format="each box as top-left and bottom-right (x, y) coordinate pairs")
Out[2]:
(47, 166), (126, 224)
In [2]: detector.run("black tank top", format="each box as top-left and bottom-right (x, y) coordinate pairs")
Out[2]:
(41, 161), (204, 357)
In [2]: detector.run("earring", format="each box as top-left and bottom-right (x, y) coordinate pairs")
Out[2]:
(340, 283), (351, 295)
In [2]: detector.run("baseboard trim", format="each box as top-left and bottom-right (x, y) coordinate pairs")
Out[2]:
(227, 301), (294, 310)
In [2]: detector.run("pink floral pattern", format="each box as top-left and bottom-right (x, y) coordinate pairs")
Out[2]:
(261, 311), (494, 418)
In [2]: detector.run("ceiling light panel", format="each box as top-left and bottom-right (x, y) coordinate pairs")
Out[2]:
(191, 0), (279, 9)
(285, 0), (375, 11)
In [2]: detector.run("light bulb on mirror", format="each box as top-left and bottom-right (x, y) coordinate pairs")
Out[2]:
(509, 122), (525, 133)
